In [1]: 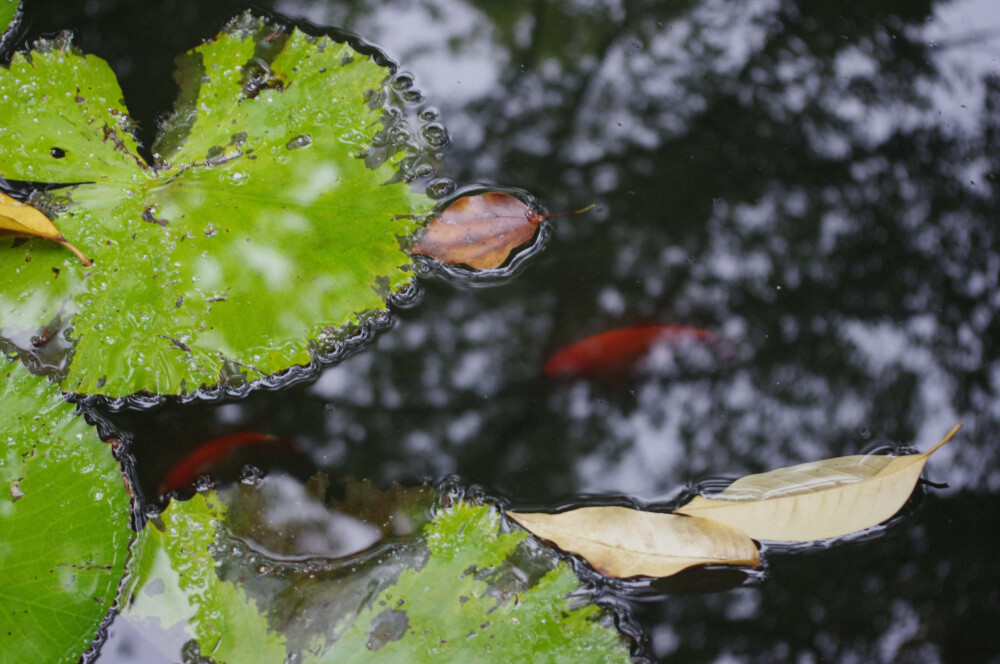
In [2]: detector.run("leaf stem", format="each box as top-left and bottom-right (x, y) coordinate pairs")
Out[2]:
(55, 238), (93, 266)
(539, 203), (596, 220)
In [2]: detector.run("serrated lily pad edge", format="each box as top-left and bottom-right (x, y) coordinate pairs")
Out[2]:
(0, 1), (21, 54)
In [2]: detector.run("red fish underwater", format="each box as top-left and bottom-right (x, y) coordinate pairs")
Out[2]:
(159, 432), (287, 495)
(544, 325), (722, 379)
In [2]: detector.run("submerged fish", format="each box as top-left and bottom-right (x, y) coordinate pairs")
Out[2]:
(544, 325), (719, 378)
(158, 432), (286, 495)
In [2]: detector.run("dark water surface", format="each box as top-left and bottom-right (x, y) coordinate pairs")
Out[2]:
(20, 0), (1000, 661)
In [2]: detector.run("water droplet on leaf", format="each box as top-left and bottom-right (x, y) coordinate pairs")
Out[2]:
(285, 134), (312, 150)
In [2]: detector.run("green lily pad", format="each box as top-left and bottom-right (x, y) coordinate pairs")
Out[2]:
(0, 12), (434, 397)
(0, 356), (132, 663)
(118, 479), (631, 663)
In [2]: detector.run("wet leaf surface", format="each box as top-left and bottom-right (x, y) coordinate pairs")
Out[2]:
(0, 191), (91, 265)
(410, 192), (543, 270)
(114, 480), (630, 663)
(121, 492), (288, 663)
(0, 13), (436, 397)
(305, 501), (629, 663)
(508, 506), (761, 578)
(0, 356), (131, 663)
(327, 476), (432, 540)
(674, 425), (961, 542)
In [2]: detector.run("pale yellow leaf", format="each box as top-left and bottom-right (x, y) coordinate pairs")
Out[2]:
(674, 424), (961, 542)
(507, 506), (760, 579)
(0, 191), (91, 265)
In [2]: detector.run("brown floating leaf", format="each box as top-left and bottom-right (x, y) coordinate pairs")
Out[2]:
(674, 424), (961, 542)
(410, 192), (592, 270)
(411, 192), (540, 269)
(508, 506), (760, 579)
(0, 191), (91, 265)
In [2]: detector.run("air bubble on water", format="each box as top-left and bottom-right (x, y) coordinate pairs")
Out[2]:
(193, 474), (216, 492)
(421, 123), (449, 149)
(427, 178), (455, 198)
(391, 73), (414, 91)
(239, 464), (264, 486)
(390, 126), (411, 145)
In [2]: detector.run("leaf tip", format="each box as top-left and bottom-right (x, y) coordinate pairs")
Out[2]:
(925, 423), (962, 457)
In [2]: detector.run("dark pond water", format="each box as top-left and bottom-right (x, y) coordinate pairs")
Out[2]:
(20, 0), (1000, 661)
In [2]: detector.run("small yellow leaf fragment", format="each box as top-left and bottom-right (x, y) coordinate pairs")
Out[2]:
(508, 506), (760, 579)
(0, 192), (92, 265)
(0, 193), (62, 239)
(674, 424), (962, 543)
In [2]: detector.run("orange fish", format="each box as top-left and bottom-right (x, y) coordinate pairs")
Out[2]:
(544, 325), (718, 378)
(158, 432), (285, 495)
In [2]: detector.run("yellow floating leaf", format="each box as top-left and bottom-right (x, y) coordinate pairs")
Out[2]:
(0, 191), (91, 265)
(508, 506), (760, 579)
(674, 424), (961, 542)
